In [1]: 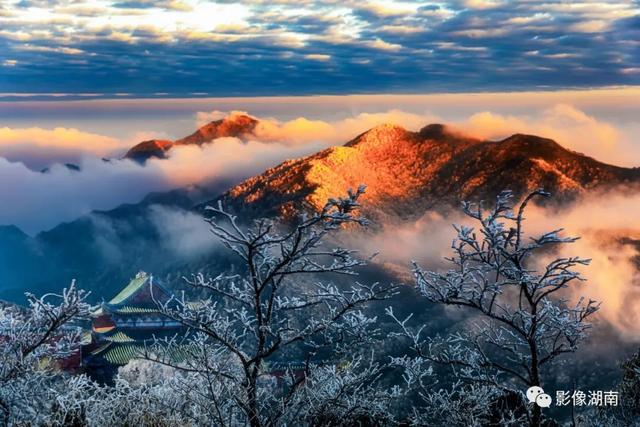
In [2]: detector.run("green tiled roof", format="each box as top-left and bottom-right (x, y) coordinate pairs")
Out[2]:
(108, 273), (150, 305)
(103, 344), (144, 365)
(101, 343), (192, 365)
(104, 331), (135, 343)
(116, 306), (158, 314)
(91, 342), (112, 356)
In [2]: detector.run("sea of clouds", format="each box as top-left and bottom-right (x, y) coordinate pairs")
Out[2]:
(2, 102), (637, 234)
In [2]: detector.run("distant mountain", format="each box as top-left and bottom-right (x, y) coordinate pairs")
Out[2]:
(4, 119), (640, 302)
(0, 185), (228, 302)
(41, 163), (81, 173)
(124, 139), (173, 163)
(125, 114), (259, 162)
(175, 113), (258, 146)
(211, 123), (640, 223)
(0, 225), (50, 302)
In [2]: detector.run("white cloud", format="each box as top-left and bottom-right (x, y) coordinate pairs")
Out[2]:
(148, 204), (219, 258)
(349, 191), (640, 340)
(304, 54), (331, 61)
(0, 127), (121, 152)
(0, 136), (323, 234)
(364, 38), (403, 51)
(456, 103), (634, 166)
(0, 127), (166, 169)
(1, 102), (636, 235)
(526, 192), (640, 340)
(463, 0), (504, 10)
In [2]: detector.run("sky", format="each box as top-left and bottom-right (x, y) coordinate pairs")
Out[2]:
(0, 0), (639, 97)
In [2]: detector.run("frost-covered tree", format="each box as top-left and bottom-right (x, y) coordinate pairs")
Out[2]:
(0, 283), (90, 426)
(580, 348), (640, 427)
(149, 186), (398, 427)
(43, 361), (209, 426)
(620, 348), (640, 418)
(389, 190), (599, 427)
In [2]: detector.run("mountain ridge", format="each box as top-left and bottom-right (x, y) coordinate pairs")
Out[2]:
(209, 122), (640, 223)
(3, 118), (640, 301)
(124, 113), (258, 162)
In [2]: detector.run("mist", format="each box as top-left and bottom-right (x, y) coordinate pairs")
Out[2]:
(347, 191), (640, 342)
(0, 138), (324, 234)
(2, 102), (638, 234)
(148, 204), (220, 259)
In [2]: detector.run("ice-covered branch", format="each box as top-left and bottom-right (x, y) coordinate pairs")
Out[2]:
(151, 186), (397, 426)
(0, 283), (91, 425)
(392, 189), (599, 427)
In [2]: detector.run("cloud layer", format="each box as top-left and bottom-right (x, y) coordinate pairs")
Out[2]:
(198, 104), (639, 166)
(198, 109), (439, 146)
(525, 193), (640, 339)
(350, 191), (640, 341)
(0, 1), (638, 96)
(1, 101), (638, 234)
(0, 126), (163, 169)
(0, 137), (323, 234)
(456, 103), (638, 167)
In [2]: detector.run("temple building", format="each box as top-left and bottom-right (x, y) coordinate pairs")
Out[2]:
(83, 272), (185, 381)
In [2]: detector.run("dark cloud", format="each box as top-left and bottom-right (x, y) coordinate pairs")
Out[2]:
(0, 0), (638, 96)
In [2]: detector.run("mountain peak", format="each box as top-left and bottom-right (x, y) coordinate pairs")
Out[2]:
(497, 133), (575, 159)
(0, 224), (28, 239)
(419, 123), (448, 139)
(211, 123), (640, 223)
(124, 113), (259, 163)
(222, 112), (257, 125)
(345, 123), (411, 147)
(175, 113), (258, 146)
(124, 139), (173, 163)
